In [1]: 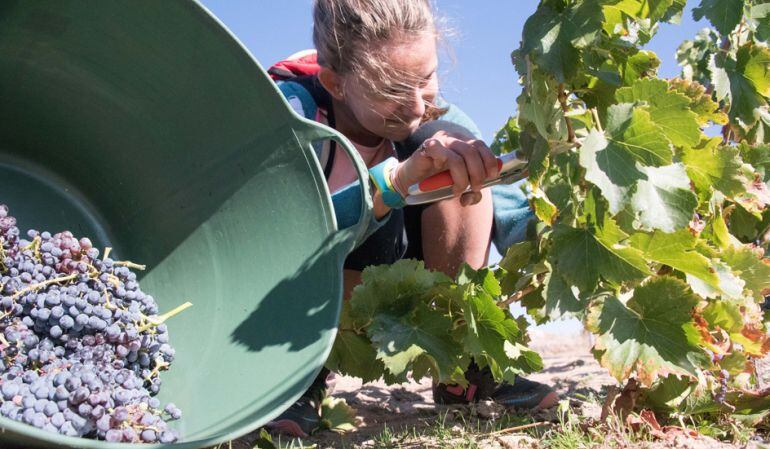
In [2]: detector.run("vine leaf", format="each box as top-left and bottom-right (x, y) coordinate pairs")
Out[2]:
(586, 277), (703, 386)
(543, 270), (583, 318)
(550, 213), (649, 294)
(692, 0), (746, 35)
(711, 45), (770, 127)
(327, 302), (385, 383)
(349, 259), (448, 326)
(521, 1), (604, 83)
(720, 245), (770, 300)
(369, 304), (462, 381)
(606, 103), (674, 166)
(669, 78), (728, 126)
(616, 78), (701, 148)
(681, 138), (747, 200)
(631, 163), (699, 232)
(579, 127), (640, 215)
(629, 230), (718, 288)
(461, 288), (541, 382)
(750, 2), (770, 43)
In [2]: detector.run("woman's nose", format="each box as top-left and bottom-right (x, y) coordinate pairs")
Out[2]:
(400, 88), (426, 122)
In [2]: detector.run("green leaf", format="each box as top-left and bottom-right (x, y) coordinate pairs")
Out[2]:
(606, 104), (675, 166)
(254, 429), (278, 449)
(682, 139), (747, 200)
(518, 71), (567, 142)
(616, 78), (701, 148)
(586, 277), (703, 386)
(631, 163), (698, 233)
(622, 51), (662, 85)
(491, 116), (520, 155)
(579, 127), (642, 215)
(327, 330), (384, 383)
(711, 45), (770, 127)
(531, 187), (558, 225)
(457, 265), (502, 298)
(669, 78), (728, 126)
(368, 304), (462, 381)
(320, 396), (357, 434)
(521, 1), (604, 83)
(629, 230), (719, 289)
(720, 245), (770, 299)
(750, 2), (770, 43)
(349, 260), (449, 325)
(692, 0), (746, 35)
(499, 242), (534, 296)
(686, 259), (745, 299)
(550, 214), (650, 294)
(460, 288), (536, 382)
(702, 300), (743, 333)
(741, 143), (770, 181)
(543, 270), (583, 318)
(676, 28), (720, 87)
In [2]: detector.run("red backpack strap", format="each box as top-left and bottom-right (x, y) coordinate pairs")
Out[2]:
(268, 49), (321, 80)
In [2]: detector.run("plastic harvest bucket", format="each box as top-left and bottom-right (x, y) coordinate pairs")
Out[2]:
(0, 1), (373, 447)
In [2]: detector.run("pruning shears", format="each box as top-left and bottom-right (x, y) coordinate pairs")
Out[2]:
(404, 151), (529, 205)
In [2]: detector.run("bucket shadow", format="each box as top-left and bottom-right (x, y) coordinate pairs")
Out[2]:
(230, 231), (351, 353)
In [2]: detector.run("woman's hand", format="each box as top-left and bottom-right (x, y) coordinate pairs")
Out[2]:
(394, 130), (500, 206)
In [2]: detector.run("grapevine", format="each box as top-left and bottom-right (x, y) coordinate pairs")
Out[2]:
(493, 0), (770, 421)
(329, 0), (770, 430)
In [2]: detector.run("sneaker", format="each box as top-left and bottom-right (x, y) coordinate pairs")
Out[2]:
(265, 367), (334, 437)
(432, 361), (558, 412)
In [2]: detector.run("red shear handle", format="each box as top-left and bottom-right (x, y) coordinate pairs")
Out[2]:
(417, 158), (503, 192)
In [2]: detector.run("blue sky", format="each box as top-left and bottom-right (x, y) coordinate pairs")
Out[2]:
(200, 0), (710, 142)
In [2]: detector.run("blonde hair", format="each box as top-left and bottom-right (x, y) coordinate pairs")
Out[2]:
(312, 0), (447, 122)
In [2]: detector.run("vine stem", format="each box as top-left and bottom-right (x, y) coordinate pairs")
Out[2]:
(558, 83), (577, 145)
(10, 273), (78, 300)
(499, 284), (538, 308)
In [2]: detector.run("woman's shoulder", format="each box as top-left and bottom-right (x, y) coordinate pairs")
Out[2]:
(435, 97), (483, 140)
(276, 79), (319, 120)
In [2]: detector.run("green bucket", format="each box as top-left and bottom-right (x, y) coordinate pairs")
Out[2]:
(0, 1), (373, 447)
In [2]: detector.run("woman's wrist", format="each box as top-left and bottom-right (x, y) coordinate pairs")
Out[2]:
(390, 162), (410, 198)
(369, 157), (406, 209)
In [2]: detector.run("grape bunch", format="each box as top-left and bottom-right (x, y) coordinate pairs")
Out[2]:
(705, 349), (729, 405)
(0, 204), (187, 443)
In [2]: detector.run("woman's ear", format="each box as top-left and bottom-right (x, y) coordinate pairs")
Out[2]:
(318, 67), (345, 101)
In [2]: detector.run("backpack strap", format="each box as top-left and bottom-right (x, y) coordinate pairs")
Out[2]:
(289, 76), (337, 179)
(269, 51), (337, 179)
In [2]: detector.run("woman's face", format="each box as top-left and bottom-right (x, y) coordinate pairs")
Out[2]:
(342, 33), (439, 142)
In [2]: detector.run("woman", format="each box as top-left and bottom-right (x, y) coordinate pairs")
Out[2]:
(267, 0), (557, 437)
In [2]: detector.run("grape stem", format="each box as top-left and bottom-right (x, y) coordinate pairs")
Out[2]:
(10, 273), (78, 300)
(144, 357), (170, 382)
(137, 302), (193, 333)
(22, 236), (42, 262)
(0, 237), (7, 273)
(113, 261), (146, 271)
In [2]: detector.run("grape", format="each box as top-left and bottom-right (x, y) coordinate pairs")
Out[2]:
(0, 205), (182, 442)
